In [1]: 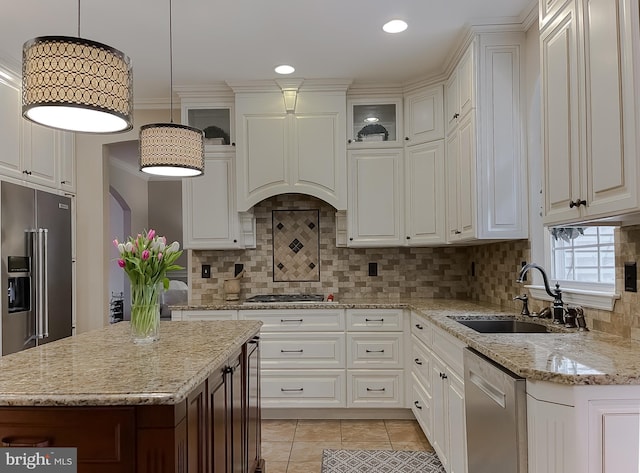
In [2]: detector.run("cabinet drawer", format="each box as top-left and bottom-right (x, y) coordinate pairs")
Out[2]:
(411, 374), (433, 441)
(346, 309), (404, 331)
(260, 333), (345, 368)
(347, 334), (402, 368)
(240, 309), (344, 332)
(411, 312), (432, 347)
(347, 370), (404, 408)
(261, 370), (345, 408)
(179, 310), (237, 321)
(432, 325), (465, 376)
(411, 335), (432, 392)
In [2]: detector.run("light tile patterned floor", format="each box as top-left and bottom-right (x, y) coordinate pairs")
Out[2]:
(261, 419), (434, 473)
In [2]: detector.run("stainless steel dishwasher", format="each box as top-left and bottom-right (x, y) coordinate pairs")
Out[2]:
(463, 348), (527, 473)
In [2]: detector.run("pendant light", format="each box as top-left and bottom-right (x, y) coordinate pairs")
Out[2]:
(22, 0), (133, 133)
(139, 0), (204, 177)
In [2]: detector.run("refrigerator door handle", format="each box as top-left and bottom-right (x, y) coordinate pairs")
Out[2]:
(40, 229), (49, 339)
(32, 229), (49, 340)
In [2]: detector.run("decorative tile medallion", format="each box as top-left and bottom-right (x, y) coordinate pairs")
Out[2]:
(273, 210), (320, 282)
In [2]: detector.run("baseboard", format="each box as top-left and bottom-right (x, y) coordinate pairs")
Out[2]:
(262, 407), (415, 420)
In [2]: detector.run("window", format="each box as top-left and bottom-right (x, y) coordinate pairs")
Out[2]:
(550, 226), (615, 290)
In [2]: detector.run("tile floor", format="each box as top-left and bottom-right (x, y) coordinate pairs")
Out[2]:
(261, 419), (434, 473)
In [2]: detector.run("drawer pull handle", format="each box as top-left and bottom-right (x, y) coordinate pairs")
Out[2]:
(281, 388), (304, 392)
(280, 349), (304, 353)
(366, 387), (386, 392)
(414, 401), (423, 410)
(415, 324), (423, 330)
(366, 349), (385, 353)
(414, 358), (423, 365)
(2, 436), (51, 447)
(365, 318), (384, 322)
(280, 319), (303, 323)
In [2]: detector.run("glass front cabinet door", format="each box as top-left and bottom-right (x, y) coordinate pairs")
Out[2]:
(347, 97), (403, 148)
(181, 102), (235, 149)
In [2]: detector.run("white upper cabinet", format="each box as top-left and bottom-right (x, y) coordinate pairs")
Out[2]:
(405, 140), (447, 245)
(347, 97), (403, 148)
(404, 85), (444, 146)
(446, 33), (528, 242)
(182, 151), (253, 250)
(347, 148), (404, 247)
(233, 81), (349, 211)
(0, 65), (75, 194)
(541, 0), (640, 226)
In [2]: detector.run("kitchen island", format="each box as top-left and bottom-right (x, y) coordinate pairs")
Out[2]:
(0, 320), (263, 473)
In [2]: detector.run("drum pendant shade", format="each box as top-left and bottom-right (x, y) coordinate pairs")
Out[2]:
(22, 35), (133, 133)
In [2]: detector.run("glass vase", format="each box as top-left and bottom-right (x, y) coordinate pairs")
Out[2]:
(130, 282), (161, 344)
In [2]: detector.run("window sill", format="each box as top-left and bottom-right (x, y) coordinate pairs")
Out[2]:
(526, 285), (620, 311)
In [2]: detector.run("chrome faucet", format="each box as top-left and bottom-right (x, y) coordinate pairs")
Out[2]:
(517, 263), (564, 324)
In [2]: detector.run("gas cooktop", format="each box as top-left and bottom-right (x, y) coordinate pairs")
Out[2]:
(244, 294), (326, 303)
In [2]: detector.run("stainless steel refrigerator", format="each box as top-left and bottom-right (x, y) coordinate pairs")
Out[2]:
(1, 181), (72, 355)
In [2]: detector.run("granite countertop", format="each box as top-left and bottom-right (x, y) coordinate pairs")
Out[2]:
(173, 297), (640, 386)
(0, 320), (261, 407)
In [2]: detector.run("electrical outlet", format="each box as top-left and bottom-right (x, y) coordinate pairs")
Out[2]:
(368, 262), (378, 277)
(624, 262), (637, 292)
(201, 264), (211, 279)
(234, 263), (244, 277)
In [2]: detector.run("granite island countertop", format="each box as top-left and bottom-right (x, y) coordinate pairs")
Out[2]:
(0, 320), (261, 407)
(173, 297), (640, 386)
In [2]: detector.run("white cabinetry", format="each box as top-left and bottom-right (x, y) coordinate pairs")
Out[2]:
(526, 381), (640, 473)
(0, 65), (75, 194)
(182, 151), (255, 249)
(172, 309), (238, 321)
(240, 309), (346, 408)
(445, 33), (528, 242)
(347, 149), (403, 247)
(541, 0), (640, 226)
(233, 81), (349, 211)
(346, 309), (404, 408)
(404, 85), (444, 145)
(410, 312), (467, 473)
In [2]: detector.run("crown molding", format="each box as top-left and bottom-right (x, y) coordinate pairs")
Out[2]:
(174, 83), (234, 99)
(346, 81), (404, 97)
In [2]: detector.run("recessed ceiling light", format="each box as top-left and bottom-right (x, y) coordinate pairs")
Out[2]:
(383, 19), (408, 34)
(275, 65), (295, 75)
(364, 117), (379, 123)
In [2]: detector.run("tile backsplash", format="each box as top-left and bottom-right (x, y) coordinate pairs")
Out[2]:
(190, 194), (470, 304)
(189, 194), (640, 339)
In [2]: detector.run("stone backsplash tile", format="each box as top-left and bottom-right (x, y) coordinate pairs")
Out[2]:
(189, 194), (470, 304)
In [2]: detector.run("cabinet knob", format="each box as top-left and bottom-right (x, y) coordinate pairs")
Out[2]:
(347, 139), (353, 144)
(453, 113), (460, 119)
(405, 137), (410, 141)
(406, 236), (410, 240)
(233, 239), (237, 243)
(414, 400), (423, 410)
(414, 358), (423, 366)
(23, 170), (31, 175)
(61, 180), (68, 184)
(231, 142), (236, 147)
(455, 230), (462, 235)
(440, 372), (448, 379)
(415, 324), (423, 330)
(349, 237), (353, 241)
(569, 199), (587, 208)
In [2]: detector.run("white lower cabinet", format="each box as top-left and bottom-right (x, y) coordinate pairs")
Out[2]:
(240, 309), (347, 408)
(346, 309), (405, 408)
(527, 381), (640, 473)
(261, 370), (346, 408)
(410, 311), (467, 473)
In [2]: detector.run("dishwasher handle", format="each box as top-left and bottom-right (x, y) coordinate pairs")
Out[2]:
(468, 370), (506, 408)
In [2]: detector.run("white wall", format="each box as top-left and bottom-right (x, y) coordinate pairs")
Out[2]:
(75, 108), (170, 333)
(109, 162), (149, 237)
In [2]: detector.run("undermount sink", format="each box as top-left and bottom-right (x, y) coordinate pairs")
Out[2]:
(450, 317), (549, 333)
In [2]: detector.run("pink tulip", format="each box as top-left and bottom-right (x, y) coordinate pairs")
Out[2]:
(112, 239), (119, 248)
(157, 252), (163, 261)
(142, 250), (150, 261)
(117, 259), (125, 268)
(147, 229), (156, 240)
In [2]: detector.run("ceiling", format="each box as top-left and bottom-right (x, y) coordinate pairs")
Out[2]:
(0, 0), (534, 105)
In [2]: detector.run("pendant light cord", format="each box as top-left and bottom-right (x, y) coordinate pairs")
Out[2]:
(169, 0), (174, 123)
(77, 0), (81, 37)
